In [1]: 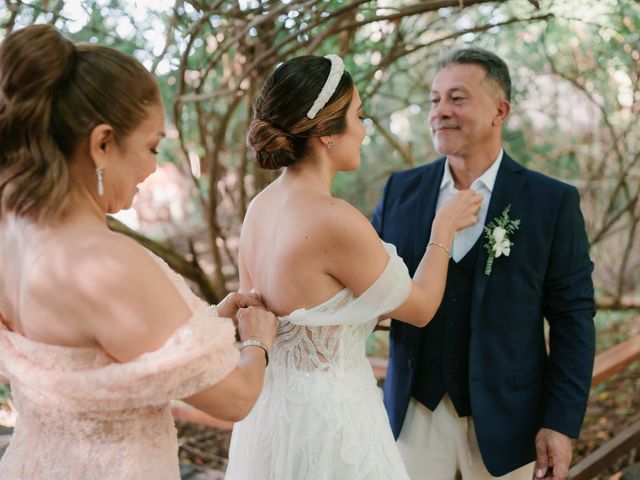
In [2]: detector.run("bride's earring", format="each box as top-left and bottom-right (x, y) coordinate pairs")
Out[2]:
(327, 140), (335, 150)
(96, 167), (104, 196)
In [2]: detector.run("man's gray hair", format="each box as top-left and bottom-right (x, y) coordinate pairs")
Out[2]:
(437, 47), (512, 102)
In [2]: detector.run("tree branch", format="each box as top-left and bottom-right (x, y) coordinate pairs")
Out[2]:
(106, 217), (218, 303)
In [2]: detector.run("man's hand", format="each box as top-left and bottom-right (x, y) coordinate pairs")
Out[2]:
(534, 428), (572, 479)
(216, 292), (265, 321)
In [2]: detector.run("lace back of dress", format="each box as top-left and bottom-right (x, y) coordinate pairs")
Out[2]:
(270, 242), (412, 373)
(272, 290), (375, 372)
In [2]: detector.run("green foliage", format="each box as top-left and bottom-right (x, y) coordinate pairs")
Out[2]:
(3, 0), (638, 301)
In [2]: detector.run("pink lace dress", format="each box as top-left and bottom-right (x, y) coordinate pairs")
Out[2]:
(0, 255), (240, 480)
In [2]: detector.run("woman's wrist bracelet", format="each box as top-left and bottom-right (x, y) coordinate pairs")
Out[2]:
(426, 241), (452, 258)
(239, 338), (269, 366)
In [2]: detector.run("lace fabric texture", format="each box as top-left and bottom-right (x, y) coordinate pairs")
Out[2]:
(226, 242), (413, 480)
(0, 252), (240, 480)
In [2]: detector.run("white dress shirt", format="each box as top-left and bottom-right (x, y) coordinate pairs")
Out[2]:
(435, 149), (504, 262)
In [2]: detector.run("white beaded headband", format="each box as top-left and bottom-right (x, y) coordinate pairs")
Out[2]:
(306, 54), (345, 119)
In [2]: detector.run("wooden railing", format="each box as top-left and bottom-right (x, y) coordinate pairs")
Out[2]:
(591, 334), (640, 386)
(569, 334), (640, 480)
(569, 420), (640, 480)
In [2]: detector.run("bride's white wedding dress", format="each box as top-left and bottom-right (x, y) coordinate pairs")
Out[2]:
(226, 242), (412, 480)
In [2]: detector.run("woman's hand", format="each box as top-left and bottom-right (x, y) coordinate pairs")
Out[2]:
(434, 190), (482, 236)
(236, 307), (279, 351)
(216, 292), (265, 320)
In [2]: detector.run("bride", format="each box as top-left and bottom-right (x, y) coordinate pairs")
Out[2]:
(225, 54), (482, 479)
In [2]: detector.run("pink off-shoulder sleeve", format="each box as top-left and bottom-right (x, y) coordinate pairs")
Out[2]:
(0, 250), (241, 413)
(0, 309), (240, 413)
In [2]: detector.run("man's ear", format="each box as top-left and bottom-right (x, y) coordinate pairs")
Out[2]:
(88, 124), (116, 167)
(493, 99), (511, 127)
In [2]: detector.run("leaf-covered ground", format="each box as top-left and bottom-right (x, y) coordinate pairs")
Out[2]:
(177, 422), (232, 472)
(575, 362), (640, 478)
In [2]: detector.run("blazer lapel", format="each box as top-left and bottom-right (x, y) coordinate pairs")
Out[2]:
(413, 158), (446, 267)
(470, 154), (526, 320)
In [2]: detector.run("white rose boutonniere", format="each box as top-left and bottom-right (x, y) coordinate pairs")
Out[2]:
(483, 205), (520, 275)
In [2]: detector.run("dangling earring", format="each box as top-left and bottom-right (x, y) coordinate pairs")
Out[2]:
(327, 140), (335, 150)
(96, 167), (104, 196)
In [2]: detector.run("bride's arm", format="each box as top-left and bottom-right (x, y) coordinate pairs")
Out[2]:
(322, 192), (480, 328)
(384, 214), (457, 326)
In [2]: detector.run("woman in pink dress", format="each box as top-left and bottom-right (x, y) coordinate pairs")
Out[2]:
(0, 24), (278, 480)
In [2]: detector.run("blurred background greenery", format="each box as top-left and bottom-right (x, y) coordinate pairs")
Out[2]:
(3, 0), (637, 310)
(2, 1), (639, 476)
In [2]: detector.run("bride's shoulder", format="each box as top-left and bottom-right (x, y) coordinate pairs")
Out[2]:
(242, 184), (279, 223)
(305, 196), (378, 244)
(315, 196), (364, 220)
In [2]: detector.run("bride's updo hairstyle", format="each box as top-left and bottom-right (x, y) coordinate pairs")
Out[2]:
(248, 55), (354, 170)
(0, 24), (160, 223)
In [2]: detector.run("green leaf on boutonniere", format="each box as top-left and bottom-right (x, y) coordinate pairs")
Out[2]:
(483, 204), (520, 276)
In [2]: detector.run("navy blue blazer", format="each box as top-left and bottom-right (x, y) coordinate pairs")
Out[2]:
(372, 153), (596, 476)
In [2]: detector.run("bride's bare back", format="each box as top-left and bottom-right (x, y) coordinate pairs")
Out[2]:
(240, 178), (354, 316)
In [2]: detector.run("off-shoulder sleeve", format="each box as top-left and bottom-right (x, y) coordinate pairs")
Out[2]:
(0, 309), (240, 413)
(285, 242), (412, 327)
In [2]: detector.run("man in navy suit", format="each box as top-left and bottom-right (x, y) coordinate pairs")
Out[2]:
(372, 48), (595, 480)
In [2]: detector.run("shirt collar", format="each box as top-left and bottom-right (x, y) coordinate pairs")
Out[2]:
(440, 149), (504, 193)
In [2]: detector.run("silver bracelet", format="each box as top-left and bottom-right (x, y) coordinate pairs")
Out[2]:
(426, 241), (452, 258)
(239, 338), (269, 366)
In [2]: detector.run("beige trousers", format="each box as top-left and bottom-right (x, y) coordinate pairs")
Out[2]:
(397, 396), (534, 480)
